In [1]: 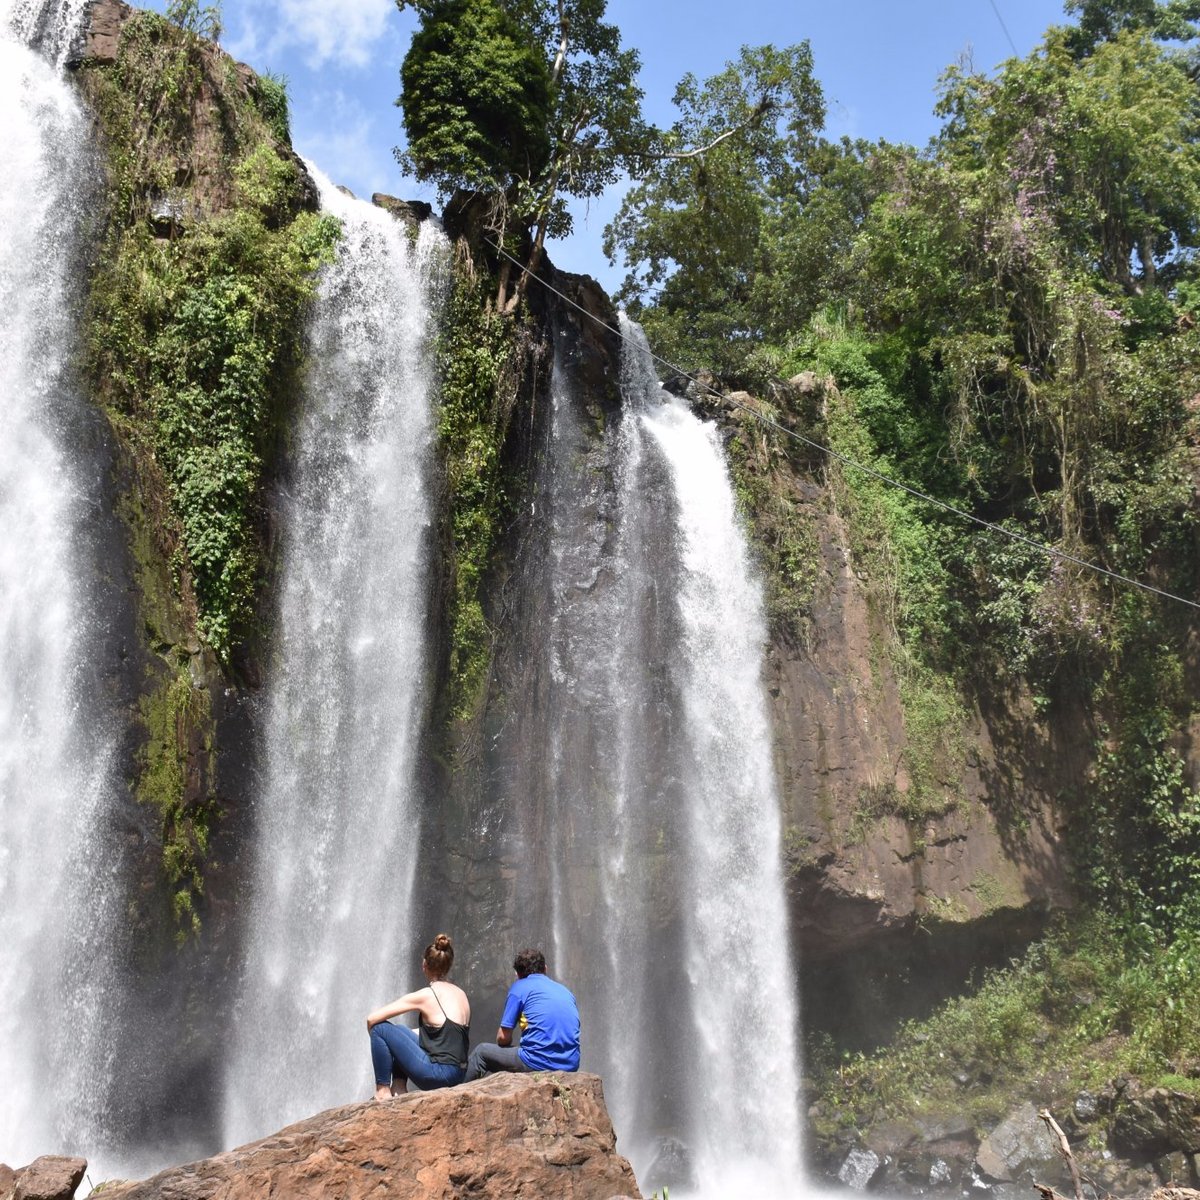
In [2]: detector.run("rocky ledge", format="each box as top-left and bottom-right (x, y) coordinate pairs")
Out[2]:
(819, 1081), (1200, 1198)
(3, 1073), (641, 1200)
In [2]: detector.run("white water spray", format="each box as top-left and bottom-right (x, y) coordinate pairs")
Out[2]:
(222, 169), (446, 1146)
(0, 0), (120, 1166)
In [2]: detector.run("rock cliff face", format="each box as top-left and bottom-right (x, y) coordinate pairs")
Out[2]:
(90, 1074), (641, 1200)
(765, 473), (1076, 1045)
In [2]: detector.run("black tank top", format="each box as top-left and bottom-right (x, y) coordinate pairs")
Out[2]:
(418, 984), (470, 1067)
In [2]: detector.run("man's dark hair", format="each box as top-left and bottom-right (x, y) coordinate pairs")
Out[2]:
(513, 948), (546, 978)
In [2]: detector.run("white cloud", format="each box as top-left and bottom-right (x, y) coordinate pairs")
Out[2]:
(223, 0), (393, 70)
(293, 90), (412, 201)
(274, 0), (393, 68)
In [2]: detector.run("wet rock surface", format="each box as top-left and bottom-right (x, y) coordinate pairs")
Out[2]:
(1114, 1087), (1200, 1157)
(974, 1102), (1058, 1182)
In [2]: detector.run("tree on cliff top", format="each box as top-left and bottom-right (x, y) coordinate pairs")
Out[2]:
(396, 0), (811, 312)
(396, 0), (647, 310)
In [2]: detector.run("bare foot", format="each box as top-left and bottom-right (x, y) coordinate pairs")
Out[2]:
(374, 1084), (392, 1102)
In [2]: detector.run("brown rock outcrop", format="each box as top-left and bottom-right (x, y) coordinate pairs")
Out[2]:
(95, 1073), (642, 1199)
(1, 1155), (87, 1200)
(74, 0), (132, 65)
(372, 194), (435, 228)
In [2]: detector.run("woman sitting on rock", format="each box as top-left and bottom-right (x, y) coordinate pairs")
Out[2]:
(367, 933), (470, 1098)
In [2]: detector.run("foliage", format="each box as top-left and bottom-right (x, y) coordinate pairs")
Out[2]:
(165, 0), (222, 40)
(1063, 0), (1200, 55)
(813, 916), (1200, 1135)
(84, 11), (339, 659)
(934, 26), (1200, 296)
(80, 10), (337, 931)
(435, 262), (522, 720)
(723, 395), (822, 642)
(397, 0), (553, 195)
(1078, 632), (1200, 936)
(253, 69), (292, 144)
(397, 0), (648, 306)
(136, 665), (218, 942)
(604, 43), (825, 376)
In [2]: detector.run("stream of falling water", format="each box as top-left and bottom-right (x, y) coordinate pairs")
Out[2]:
(0, 0), (122, 1168)
(628, 320), (803, 1197)
(539, 316), (803, 1197)
(221, 169), (447, 1146)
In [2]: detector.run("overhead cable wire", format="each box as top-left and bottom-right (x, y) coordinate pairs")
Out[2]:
(988, 0), (1021, 55)
(485, 238), (1200, 613)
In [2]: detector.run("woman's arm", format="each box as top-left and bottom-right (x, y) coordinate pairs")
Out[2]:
(366, 988), (429, 1029)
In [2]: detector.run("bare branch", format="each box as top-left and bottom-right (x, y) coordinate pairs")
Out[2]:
(551, 0), (569, 84)
(623, 95), (777, 162)
(1033, 1183), (1073, 1200)
(1037, 1108), (1084, 1200)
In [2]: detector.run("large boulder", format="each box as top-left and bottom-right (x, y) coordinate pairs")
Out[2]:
(974, 1102), (1058, 1183)
(1113, 1087), (1200, 1157)
(0, 1155), (87, 1200)
(94, 1072), (641, 1199)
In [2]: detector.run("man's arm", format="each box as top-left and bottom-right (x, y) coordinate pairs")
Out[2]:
(498, 978), (524, 1046)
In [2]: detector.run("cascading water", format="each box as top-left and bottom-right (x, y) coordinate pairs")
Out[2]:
(529, 316), (803, 1197)
(626, 319), (802, 1196)
(222, 169), (447, 1146)
(0, 0), (122, 1167)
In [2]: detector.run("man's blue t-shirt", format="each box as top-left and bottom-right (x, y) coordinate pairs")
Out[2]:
(500, 973), (581, 1072)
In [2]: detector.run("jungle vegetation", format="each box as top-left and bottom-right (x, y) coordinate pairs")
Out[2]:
(602, 0), (1200, 1117)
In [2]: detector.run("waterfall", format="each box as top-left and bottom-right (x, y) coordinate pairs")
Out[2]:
(5, 0), (89, 67)
(0, 0), (122, 1167)
(222, 169), (446, 1146)
(533, 316), (803, 1197)
(623, 319), (802, 1196)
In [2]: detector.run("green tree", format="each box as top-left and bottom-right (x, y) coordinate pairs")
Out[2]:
(602, 42), (825, 375)
(1063, 0), (1200, 55)
(397, 0), (552, 197)
(935, 27), (1200, 295)
(751, 136), (894, 346)
(397, 0), (647, 310)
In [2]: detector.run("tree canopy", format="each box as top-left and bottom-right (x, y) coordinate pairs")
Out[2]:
(602, 43), (825, 372)
(396, 0), (648, 308)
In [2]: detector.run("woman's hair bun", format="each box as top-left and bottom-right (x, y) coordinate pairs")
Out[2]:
(434, 933), (452, 951)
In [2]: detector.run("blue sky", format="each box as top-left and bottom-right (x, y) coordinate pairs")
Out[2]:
(151, 0), (1071, 289)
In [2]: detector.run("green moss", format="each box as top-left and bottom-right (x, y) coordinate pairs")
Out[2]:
(435, 265), (522, 722)
(725, 404), (822, 642)
(969, 871), (1012, 915)
(896, 661), (967, 818)
(136, 664), (217, 941)
(81, 10), (339, 662)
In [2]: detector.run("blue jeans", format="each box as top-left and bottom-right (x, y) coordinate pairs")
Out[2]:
(369, 1022), (465, 1090)
(463, 1042), (531, 1082)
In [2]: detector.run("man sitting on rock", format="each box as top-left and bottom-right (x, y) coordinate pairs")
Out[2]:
(463, 947), (580, 1081)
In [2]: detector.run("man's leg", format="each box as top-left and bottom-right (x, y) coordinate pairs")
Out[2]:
(463, 1042), (530, 1083)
